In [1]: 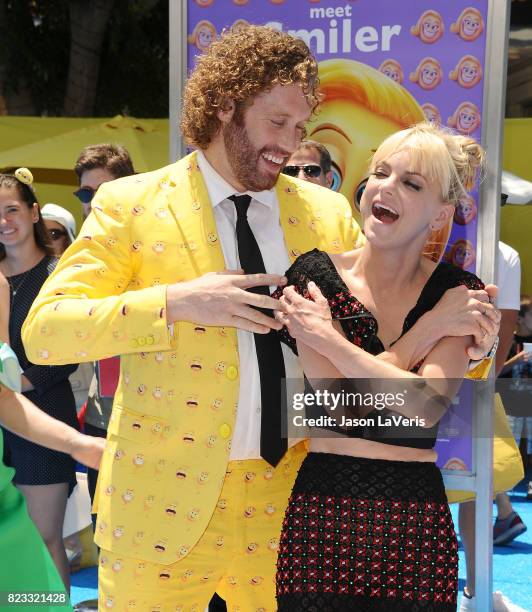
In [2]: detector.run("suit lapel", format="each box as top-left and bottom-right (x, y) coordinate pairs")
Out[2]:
(165, 151), (226, 277)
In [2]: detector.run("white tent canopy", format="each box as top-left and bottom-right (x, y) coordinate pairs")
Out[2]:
(501, 170), (532, 204)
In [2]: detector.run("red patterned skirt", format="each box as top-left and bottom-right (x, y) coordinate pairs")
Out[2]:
(276, 453), (458, 611)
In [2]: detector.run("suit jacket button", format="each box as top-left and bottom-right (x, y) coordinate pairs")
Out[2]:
(219, 424), (231, 439)
(226, 365), (238, 381)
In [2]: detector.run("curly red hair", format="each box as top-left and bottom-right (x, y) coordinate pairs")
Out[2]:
(181, 25), (320, 149)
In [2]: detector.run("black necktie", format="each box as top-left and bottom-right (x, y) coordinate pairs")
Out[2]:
(229, 194), (287, 466)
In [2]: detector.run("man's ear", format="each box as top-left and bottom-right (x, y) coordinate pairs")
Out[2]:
(431, 203), (454, 230)
(325, 170), (334, 189)
(217, 99), (236, 125)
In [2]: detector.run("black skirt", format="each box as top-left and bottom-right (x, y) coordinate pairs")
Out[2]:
(276, 453), (458, 611)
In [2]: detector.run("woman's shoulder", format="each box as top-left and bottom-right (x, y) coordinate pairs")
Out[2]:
(433, 261), (485, 291)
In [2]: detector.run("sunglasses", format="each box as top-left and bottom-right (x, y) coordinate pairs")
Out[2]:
(49, 229), (68, 241)
(282, 164), (322, 178)
(73, 186), (96, 205)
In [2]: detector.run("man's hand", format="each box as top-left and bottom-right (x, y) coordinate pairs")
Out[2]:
(166, 270), (286, 334)
(426, 283), (500, 360)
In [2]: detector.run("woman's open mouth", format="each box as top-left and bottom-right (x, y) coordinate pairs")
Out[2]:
(372, 203), (399, 224)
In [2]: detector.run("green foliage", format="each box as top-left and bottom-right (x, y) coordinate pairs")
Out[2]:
(1, 0), (169, 117)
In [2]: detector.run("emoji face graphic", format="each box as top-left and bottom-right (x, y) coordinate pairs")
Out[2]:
(187, 508), (200, 521)
(378, 59), (403, 84)
(267, 538), (279, 551)
(217, 498), (228, 511)
(165, 504), (177, 517)
(181, 568), (194, 581)
(154, 540), (167, 553)
(264, 503), (276, 516)
(114, 449), (124, 460)
(263, 467), (274, 480)
(243, 506), (256, 518)
(187, 20), (216, 51)
(131, 240), (142, 252)
(246, 542), (258, 554)
(244, 471), (256, 483)
(105, 485), (115, 496)
(451, 8), (484, 42)
(215, 361), (226, 374)
(176, 468), (188, 480)
(197, 471), (209, 485)
(190, 358), (202, 372)
(122, 489), (134, 503)
(178, 546), (189, 558)
(159, 569), (171, 581)
(421, 103), (441, 125)
(112, 559), (123, 572)
(231, 19), (250, 33)
(250, 576), (263, 586)
(207, 232), (218, 244)
(409, 57), (442, 90)
(137, 384), (146, 395)
(211, 398), (222, 411)
(113, 526), (125, 539)
(454, 195), (477, 225)
(443, 457), (468, 470)
(144, 495), (155, 509)
(133, 453), (145, 466)
(411, 10), (444, 44)
(446, 239), (476, 269)
(447, 102), (481, 135)
(152, 241), (165, 253)
(194, 0), (213, 6)
(183, 432), (195, 444)
(215, 536), (224, 548)
(310, 59), (425, 225)
(206, 434), (217, 448)
(449, 55), (482, 88)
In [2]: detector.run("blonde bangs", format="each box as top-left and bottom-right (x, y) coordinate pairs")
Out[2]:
(370, 128), (453, 203)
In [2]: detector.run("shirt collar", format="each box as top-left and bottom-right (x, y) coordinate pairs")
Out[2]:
(196, 150), (276, 210)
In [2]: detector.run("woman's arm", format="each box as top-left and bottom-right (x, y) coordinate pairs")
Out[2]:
(278, 282), (471, 426)
(0, 384), (104, 469)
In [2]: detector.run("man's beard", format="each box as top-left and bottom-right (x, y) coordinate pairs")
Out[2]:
(222, 118), (280, 192)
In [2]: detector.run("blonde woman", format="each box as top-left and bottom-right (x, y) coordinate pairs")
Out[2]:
(275, 123), (492, 611)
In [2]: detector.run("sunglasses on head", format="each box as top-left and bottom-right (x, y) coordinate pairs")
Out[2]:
(49, 229), (68, 241)
(282, 164), (322, 178)
(73, 186), (96, 205)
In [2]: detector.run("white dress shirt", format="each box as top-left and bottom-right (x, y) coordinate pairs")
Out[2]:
(497, 241), (521, 311)
(196, 151), (303, 459)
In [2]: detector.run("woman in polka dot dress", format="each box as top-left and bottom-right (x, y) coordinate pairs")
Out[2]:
(0, 170), (80, 590)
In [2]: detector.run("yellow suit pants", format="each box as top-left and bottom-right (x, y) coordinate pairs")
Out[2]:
(98, 442), (306, 611)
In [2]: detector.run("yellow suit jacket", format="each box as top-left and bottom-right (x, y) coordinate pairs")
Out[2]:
(22, 151), (362, 564)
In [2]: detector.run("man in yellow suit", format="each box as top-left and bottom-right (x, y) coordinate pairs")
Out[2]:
(23, 26), (498, 611)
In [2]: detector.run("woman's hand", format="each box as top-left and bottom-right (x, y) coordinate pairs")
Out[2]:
(275, 282), (336, 351)
(68, 432), (106, 470)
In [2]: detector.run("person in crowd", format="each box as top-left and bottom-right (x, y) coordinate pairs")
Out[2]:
(41, 203), (77, 257)
(22, 28), (498, 610)
(274, 122), (493, 611)
(0, 168), (80, 590)
(500, 295), (532, 499)
(73, 144), (135, 219)
(282, 139), (333, 188)
(0, 268), (104, 607)
(73, 143), (135, 514)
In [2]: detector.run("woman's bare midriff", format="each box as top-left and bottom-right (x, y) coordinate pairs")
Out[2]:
(309, 430), (437, 462)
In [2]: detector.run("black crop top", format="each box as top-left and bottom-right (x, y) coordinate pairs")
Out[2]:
(275, 249), (485, 449)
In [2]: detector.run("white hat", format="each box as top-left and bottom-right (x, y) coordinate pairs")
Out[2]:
(41, 203), (77, 242)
